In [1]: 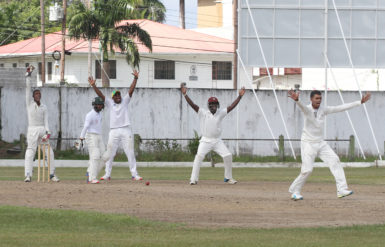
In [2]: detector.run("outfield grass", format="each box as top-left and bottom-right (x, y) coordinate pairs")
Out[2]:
(1, 167), (384, 185)
(0, 205), (384, 247)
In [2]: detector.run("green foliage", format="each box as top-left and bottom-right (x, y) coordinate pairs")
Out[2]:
(139, 139), (194, 161)
(187, 130), (200, 155)
(0, 0), (61, 45)
(67, 0), (157, 85)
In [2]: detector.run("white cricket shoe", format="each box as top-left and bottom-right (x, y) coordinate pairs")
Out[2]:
(190, 180), (198, 185)
(24, 176), (31, 182)
(291, 193), (303, 201)
(337, 190), (353, 198)
(224, 178), (237, 184)
(132, 175), (143, 181)
(100, 175), (111, 181)
(89, 179), (100, 184)
(50, 175), (60, 182)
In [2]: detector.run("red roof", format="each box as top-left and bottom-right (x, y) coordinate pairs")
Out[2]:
(0, 19), (234, 56)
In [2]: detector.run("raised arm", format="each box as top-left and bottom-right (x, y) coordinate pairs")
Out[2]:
(25, 66), (34, 104)
(128, 70), (139, 97)
(227, 87), (245, 113)
(181, 84), (199, 113)
(288, 89), (312, 116)
(88, 77), (105, 101)
(325, 93), (370, 115)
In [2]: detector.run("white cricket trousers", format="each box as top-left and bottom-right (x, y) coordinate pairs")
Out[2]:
(289, 141), (349, 194)
(190, 140), (233, 182)
(103, 126), (138, 177)
(24, 126), (55, 177)
(86, 133), (105, 181)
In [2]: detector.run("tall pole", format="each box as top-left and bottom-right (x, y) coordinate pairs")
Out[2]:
(233, 0), (238, 89)
(88, 0), (92, 77)
(323, 0), (328, 138)
(40, 0), (45, 85)
(179, 0), (185, 29)
(60, 0), (67, 85)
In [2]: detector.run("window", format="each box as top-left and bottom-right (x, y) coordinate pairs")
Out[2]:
(0, 64), (4, 67)
(12, 63), (17, 68)
(212, 61), (232, 80)
(284, 68), (302, 75)
(25, 63), (30, 67)
(47, 62), (52, 81)
(154, 60), (175, 80)
(259, 68), (273, 76)
(95, 60), (117, 79)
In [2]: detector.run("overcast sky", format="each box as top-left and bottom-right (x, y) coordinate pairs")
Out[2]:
(160, 0), (197, 29)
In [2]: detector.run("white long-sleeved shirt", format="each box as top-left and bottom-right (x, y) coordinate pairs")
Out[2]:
(296, 100), (361, 142)
(105, 94), (131, 129)
(80, 109), (103, 138)
(198, 108), (227, 142)
(26, 76), (50, 132)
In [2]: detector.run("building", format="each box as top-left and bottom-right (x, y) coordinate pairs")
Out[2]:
(0, 19), (235, 88)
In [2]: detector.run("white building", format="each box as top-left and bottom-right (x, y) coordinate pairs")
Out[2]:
(0, 19), (236, 88)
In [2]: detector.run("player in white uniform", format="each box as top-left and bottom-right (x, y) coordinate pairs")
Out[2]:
(80, 97), (105, 184)
(88, 70), (142, 181)
(24, 66), (60, 182)
(181, 84), (246, 185)
(288, 89), (371, 200)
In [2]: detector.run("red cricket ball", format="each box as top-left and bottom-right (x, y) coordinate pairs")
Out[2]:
(145, 181), (150, 186)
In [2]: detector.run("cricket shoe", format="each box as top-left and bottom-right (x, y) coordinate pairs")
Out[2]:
(291, 193), (303, 201)
(86, 172), (89, 183)
(337, 190), (353, 198)
(224, 178), (237, 184)
(50, 175), (60, 182)
(132, 175), (143, 181)
(88, 179), (100, 184)
(190, 180), (198, 185)
(100, 175), (111, 181)
(24, 176), (31, 182)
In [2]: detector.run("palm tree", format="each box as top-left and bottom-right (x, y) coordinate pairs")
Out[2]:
(68, 0), (153, 87)
(131, 0), (166, 23)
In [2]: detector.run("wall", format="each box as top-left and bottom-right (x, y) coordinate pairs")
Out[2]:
(2, 85), (385, 157)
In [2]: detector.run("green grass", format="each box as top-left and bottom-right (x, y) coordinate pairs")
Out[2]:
(1, 167), (385, 185)
(0, 205), (385, 247)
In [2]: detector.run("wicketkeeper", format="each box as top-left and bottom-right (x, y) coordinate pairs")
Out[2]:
(80, 97), (105, 184)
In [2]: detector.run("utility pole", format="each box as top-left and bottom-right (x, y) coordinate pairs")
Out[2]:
(60, 0), (67, 85)
(179, 0), (185, 29)
(40, 0), (45, 85)
(88, 0), (92, 78)
(233, 0), (238, 89)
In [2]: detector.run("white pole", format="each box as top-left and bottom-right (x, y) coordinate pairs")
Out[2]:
(331, 0), (382, 160)
(323, 0), (328, 139)
(237, 50), (279, 150)
(324, 54), (366, 159)
(244, 0), (296, 159)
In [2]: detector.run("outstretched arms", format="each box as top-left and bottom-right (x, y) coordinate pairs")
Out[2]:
(128, 70), (139, 97)
(227, 87), (245, 113)
(88, 77), (105, 101)
(25, 66), (34, 104)
(325, 92), (371, 114)
(180, 83), (199, 113)
(288, 89), (312, 116)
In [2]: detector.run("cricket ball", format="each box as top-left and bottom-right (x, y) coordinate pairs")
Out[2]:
(145, 181), (150, 186)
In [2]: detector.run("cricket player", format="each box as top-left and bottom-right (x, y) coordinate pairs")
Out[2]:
(181, 84), (246, 185)
(24, 66), (60, 182)
(88, 70), (142, 181)
(79, 97), (105, 184)
(288, 89), (371, 200)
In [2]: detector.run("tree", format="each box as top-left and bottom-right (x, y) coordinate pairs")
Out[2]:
(131, 0), (166, 23)
(68, 0), (154, 87)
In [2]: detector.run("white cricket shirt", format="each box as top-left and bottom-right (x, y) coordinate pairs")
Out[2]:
(198, 108), (227, 142)
(105, 94), (131, 129)
(80, 109), (103, 138)
(296, 100), (361, 142)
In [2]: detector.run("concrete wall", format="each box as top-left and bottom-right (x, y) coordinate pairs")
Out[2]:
(1, 84), (385, 157)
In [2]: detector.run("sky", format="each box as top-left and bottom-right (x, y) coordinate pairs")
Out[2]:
(160, 0), (197, 29)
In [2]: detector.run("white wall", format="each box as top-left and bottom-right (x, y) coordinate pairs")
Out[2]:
(2, 86), (385, 157)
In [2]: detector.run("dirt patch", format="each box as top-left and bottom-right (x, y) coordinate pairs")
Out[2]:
(1, 180), (385, 228)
